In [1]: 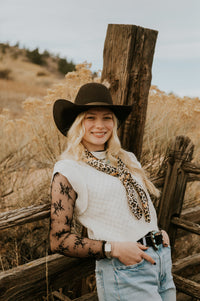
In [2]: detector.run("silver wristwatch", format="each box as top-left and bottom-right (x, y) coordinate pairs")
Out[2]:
(104, 241), (112, 259)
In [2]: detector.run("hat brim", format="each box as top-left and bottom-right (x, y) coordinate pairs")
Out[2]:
(53, 99), (133, 136)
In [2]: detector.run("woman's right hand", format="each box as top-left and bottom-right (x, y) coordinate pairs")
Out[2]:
(111, 241), (156, 266)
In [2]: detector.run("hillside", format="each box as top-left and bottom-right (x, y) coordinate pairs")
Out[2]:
(0, 43), (68, 117)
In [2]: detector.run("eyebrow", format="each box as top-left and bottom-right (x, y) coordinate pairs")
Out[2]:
(86, 112), (113, 116)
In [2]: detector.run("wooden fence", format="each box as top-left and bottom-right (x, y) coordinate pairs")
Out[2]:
(157, 135), (200, 299)
(0, 135), (200, 300)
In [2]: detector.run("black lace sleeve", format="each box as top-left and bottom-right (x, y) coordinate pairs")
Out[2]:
(50, 172), (105, 260)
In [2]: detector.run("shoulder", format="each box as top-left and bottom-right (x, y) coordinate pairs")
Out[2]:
(53, 159), (89, 215)
(123, 150), (142, 168)
(54, 159), (79, 169)
(53, 159), (84, 178)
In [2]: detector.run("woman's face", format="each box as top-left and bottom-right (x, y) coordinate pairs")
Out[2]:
(82, 108), (114, 151)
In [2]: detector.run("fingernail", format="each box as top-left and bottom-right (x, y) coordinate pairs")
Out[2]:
(153, 262), (156, 265)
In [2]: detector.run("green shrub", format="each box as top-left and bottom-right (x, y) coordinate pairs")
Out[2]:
(26, 48), (46, 65)
(42, 50), (50, 58)
(57, 58), (75, 74)
(14, 41), (20, 48)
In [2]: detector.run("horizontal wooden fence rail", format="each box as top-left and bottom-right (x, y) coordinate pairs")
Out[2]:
(172, 253), (200, 274)
(181, 161), (200, 174)
(0, 203), (50, 230)
(187, 173), (200, 182)
(181, 205), (200, 224)
(173, 274), (200, 299)
(181, 161), (200, 182)
(1, 203), (200, 233)
(172, 253), (200, 297)
(171, 216), (200, 235)
(52, 291), (98, 301)
(0, 254), (95, 301)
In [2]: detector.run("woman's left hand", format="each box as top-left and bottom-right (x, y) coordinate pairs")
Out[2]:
(161, 229), (170, 247)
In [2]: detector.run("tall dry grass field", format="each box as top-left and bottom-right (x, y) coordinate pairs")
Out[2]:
(1, 62), (199, 212)
(144, 86), (200, 210)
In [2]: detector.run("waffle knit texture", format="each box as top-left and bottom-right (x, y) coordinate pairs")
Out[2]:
(52, 151), (158, 242)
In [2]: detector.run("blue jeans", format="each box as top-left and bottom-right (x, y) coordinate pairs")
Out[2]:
(95, 245), (176, 301)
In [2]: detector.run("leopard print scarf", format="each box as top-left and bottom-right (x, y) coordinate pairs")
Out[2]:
(83, 150), (151, 223)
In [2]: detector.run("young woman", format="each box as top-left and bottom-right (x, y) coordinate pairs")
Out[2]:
(50, 83), (176, 301)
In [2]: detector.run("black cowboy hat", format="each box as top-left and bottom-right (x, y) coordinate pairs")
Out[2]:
(53, 82), (133, 136)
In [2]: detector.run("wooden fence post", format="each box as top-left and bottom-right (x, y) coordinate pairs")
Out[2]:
(101, 24), (158, 159)
(157, 136), (194, 248)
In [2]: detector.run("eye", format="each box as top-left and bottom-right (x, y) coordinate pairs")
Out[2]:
(104, 116), (113, 120)
(85, 116), (95, 120)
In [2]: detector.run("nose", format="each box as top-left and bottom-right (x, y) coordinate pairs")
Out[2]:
(95, 118), (104, 129)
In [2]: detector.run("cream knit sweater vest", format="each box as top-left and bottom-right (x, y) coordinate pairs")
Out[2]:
(52, 151), (158, 242)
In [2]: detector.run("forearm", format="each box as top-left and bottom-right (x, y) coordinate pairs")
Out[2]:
(50, 231), (105, 260)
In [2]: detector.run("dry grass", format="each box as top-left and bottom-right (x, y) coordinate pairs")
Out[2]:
(0, 62), (98, 212)
(0, 220), (49, 270)
(0, 63), (199, 211)
(143, 86), (200, 164)
(142, 86), (200, 210)
(0, 79), (47, 117)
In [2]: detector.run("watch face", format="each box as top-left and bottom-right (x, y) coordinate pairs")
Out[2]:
(105, 243), (111, 252)
(105, 242), (112, 258)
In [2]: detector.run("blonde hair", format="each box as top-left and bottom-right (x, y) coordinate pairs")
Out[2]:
(60, 111), (160, 197)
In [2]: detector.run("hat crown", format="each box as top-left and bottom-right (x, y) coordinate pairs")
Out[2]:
(74, 83), (113, 105)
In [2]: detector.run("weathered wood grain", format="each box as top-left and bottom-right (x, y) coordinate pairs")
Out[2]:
(173, 274), (200, 299)
(151, 175), (165, 188)
(52, 291), (72, 301)
(0, 254), (95, 301)
(181, 205), (200, 223)
(73, 292), (98, 301)
(157, 136), (194, 247)
(0, 203), (50, 230)
(173, 253), (200, 273)
(187, 173), (200, 182)
(182, 161), (200, 174)
(171, 216), (200, 235)
(101, 24), (158, 159)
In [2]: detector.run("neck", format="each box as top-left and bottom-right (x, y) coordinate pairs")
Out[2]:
(81, 142), (106, 152)
(93, 149), (105, 152)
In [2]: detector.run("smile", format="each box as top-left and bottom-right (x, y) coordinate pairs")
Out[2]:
(92, 132), (107, 137)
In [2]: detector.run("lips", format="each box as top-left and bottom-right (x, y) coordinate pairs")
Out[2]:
(92, 132), (106, 137)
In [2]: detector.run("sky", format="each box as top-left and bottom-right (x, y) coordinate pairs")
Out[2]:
(1, 0), (200, 98)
